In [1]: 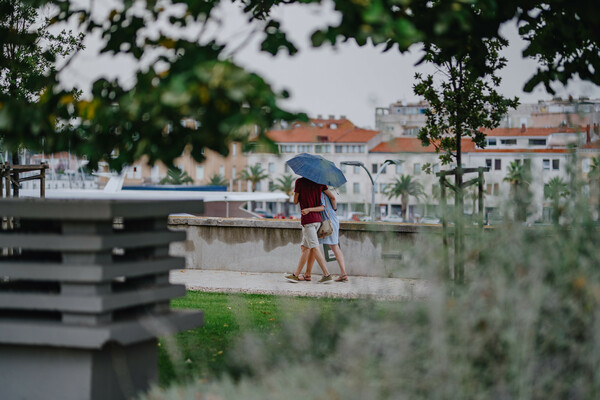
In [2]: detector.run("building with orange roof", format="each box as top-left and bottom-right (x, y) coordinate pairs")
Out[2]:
(248, 117), (381, 217)
(369, 125), (588, 222)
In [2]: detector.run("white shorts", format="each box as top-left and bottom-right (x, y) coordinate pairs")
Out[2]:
(301, 222), (321, 249)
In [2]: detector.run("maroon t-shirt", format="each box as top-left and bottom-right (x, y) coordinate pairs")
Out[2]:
(295, 178), (327, 225)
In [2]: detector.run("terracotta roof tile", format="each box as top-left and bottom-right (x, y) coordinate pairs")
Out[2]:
(335, 128), (379, 143)
(266, 119), (378, 144)
(370, 137), (476, 153)
(580, 140), (600, 149)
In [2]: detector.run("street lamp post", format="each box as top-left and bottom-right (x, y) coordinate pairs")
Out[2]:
(341, 159), (403, 221)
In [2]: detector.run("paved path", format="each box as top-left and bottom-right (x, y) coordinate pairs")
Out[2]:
(170, 269), (433, 301)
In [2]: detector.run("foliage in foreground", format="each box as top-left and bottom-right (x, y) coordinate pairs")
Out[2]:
(145, 204), (600, 399)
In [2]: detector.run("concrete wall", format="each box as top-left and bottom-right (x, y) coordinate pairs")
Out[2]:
(169, 217), (441, 278)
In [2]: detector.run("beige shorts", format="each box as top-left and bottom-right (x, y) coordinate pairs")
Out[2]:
(301, 222), (321, 249)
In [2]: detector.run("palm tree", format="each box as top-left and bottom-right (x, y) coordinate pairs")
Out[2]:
(272, 173), (295, 216)
(160, 168), (193, 185)
(384, 175), (425, 220)
(544, 177), (569, 223)
(237, 164), (269, 192)
(208, 173), (228, 187)
(238, 164), (269, 211)
(504, 161), (531, 222)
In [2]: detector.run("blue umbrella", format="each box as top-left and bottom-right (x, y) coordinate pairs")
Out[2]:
(286, 153), (347, 187)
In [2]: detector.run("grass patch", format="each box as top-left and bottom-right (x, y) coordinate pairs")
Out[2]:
(158, 291), (354, 387)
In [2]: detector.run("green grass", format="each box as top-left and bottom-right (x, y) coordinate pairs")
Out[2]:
(158, 291), (353, 387)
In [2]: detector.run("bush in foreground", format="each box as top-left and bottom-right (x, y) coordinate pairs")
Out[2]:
(145, 208), (600, 399)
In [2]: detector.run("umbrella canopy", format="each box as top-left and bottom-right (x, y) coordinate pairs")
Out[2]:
(286, 153), (347, 187)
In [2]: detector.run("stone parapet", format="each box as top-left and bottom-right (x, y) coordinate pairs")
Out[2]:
(169, 216), (442, 278)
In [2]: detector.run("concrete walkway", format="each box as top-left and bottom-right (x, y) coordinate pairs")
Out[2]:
(170, 269), (433, 301)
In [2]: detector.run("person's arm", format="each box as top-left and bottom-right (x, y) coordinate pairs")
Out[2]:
(323, 189), (337, 211)
(293, 192), (299, 204)
(301, 205), (325, 215)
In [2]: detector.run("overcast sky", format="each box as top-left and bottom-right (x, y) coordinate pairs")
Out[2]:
(63, 1), (600, 129)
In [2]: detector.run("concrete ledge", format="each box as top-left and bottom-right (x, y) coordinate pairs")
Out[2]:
(168, 217), (442, 277)
(169, 216), (443, 233)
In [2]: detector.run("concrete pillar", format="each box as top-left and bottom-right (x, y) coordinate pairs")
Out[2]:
(0, 199), (205, 400)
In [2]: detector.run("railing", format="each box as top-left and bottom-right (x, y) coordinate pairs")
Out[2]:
(0, 162), (48, 198)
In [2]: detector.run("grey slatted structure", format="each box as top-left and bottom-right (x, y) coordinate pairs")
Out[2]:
(0, 198), (204, 400)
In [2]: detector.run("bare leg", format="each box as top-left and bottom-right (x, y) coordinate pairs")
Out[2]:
(305, 251), (315, 276)
(330, 244), (347, 276)
(310, 247), (330, 276)
(293, 246), (310, 277)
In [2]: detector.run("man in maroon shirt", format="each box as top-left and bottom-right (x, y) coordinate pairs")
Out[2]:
(285, 177), (333, 283)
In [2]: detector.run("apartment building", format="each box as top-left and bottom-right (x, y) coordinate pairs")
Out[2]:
(374, 101), (429, 138)
(114, 143), (249, 191)
(247, 117), (380, 216)
(498, 98), (600, 128)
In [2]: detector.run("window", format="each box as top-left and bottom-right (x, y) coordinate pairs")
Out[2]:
(405, 127), (419, 136)
(523, 159), (531, 170)
(297, 145), (312, 153)
(232, 143), (237, 156)
(494, 159), (501, 170)
(529, 139), (546, 146)
(583, 158), (591, 173)
(543, 159), (550, 170)
(196, 166), (204, 179)
(372, 164), (378, 174)
(493, 183), (499, 195)
(219, 165), (225, 176)
(268, 181), (274, 191)
(395, 164), (402, 174)
(232, 166), (236, 178)
(379, 183), (388, 193)
(381, 165), (387, 174)
(487, 138), (497, 146)
(268, 162), (275, 173)
(552, 159), (560, 170)
(340, 184), (347, 194)
(414, 163), (421, 175)
(433, 164), (440, 173)
(353, 183), (360, 193)
(486, 184), (492, 194)
(500, 139), (517, 145)
(285, 164), (290, 173)
(280, 144), (295, 153)
(515, 159), (521, 166)
(354, 166), (360, 174)
(485, 159), (492, 169)
(340, 163), (347, 173)
(335, 145), (365, 153)
(386, 126), (394, 132)
(256, 181), (262, 191)
(315, 144), (331, 153)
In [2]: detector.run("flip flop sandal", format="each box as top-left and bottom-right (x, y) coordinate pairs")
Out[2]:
(298, 274), (312, 281)
(335, 274), (348, 282)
